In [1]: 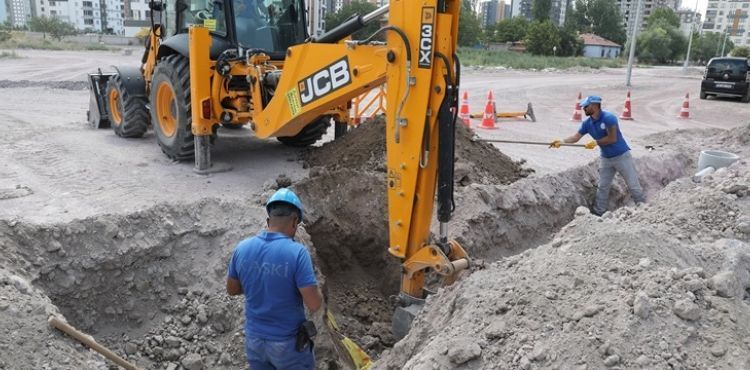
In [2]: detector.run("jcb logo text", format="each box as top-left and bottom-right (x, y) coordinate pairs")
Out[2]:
(299, 57), (352, 106)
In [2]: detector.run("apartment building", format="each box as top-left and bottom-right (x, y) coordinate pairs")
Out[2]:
(702, 0), (750, 46)
(616, 0), (680, 34)
(7, 0), (32, 27)
(676, 8), (701, 37)
(509, 0), (570, 26)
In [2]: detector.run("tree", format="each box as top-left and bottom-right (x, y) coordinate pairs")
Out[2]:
(28, 16), (75, 41)
(557, 24), (582, 56)
(570, 0), (626, 46)
(636, 27), (672, 63)
(634, 8), (686, 64)
(731, 46), (750, 58)
(532, 0), (552, 22)
(51, 21), (76, 41)
(458, 0), (482, 46)
(324, 1), (379, 40)
(525, 20), (560, 55)
(645, 8), (680, 29)
(691, 32), (734, 61)
(488, 17), (529, 43)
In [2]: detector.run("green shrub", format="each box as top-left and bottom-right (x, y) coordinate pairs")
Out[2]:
(457, 48), (622, 70)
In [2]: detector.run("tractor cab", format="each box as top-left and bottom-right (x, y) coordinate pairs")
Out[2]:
(162, 0), (308, 59)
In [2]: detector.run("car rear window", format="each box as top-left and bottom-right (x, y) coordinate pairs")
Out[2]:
(707, 59), (749, 77)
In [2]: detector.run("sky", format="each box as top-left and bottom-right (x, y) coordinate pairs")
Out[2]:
(682, 0), (709, 17)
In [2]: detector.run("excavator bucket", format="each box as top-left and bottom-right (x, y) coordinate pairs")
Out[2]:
(87, 69), (115, 129)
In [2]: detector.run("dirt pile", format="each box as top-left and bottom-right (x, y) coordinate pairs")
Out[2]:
(291, 117), (534, 357)
(304, 116), (533, 186)
(0, 200), (280, 370)
(375, 133), (750, 369)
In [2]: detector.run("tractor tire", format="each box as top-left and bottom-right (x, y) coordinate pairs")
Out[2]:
(150, 54), (195, 161)
(277, 116), (331, 147)
(106, 74), (149, 138)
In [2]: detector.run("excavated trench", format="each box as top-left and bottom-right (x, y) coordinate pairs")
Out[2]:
(0, 119), (697, 369)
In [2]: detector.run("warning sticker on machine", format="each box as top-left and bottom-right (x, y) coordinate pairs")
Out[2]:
(286, 88), (302, 117)
(203, 19), (216, 31)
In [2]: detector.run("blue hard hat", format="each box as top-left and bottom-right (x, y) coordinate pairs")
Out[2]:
(266, 188), (304, 220)
(580, 95), (602, 108)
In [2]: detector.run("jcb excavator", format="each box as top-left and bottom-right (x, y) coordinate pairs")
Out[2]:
(88, 0), (469, 340)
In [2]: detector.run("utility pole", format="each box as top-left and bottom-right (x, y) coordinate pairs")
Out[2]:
(625, 0), (643, 87)
(682, 2), (700, 73)
(720, 29), (729, 56)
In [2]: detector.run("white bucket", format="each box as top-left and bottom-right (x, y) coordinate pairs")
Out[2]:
(697, 150), (740, 171)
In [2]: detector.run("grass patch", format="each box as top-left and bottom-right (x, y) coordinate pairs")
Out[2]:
(0, 50), (21, 59)
(458, 48), (623, 70)
(0, 32), (120, 52)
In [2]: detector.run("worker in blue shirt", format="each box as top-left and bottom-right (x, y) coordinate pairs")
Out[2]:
(550, 95), (646, 216)
(227, 188), (322, 369)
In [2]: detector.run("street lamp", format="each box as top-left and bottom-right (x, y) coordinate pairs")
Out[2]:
(626, 0), (643, 87)
(720, 28), (729, 56)
(553, 45), (557, 57)
(682, 2), (700, 73)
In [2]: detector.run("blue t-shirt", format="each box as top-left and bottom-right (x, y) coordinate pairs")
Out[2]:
(227, 231), (317, 341)
(578, 110), (630, 158)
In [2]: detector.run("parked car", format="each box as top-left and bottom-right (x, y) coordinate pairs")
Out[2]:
(700, 57), (750, 102)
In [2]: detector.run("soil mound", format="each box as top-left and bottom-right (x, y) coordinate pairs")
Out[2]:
(375, 131), (750, 369)
(304, 116), (533, 186)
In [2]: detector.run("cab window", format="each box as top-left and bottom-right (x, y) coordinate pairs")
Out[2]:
(177, 0), (228, 36)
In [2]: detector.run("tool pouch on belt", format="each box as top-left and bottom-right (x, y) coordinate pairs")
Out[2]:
(295, 320), (317, 352)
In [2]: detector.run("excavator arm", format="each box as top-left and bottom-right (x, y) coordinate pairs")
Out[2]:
(189, 0), (469, 337)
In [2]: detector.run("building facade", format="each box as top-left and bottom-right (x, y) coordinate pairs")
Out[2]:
(702, 0), (750, 46)
(480, 0), (498, 28)
(676, 8), (701, 37)
(581, 33), (621, 58)
(616, 0), (680, 34)
(510, 0), (569, 26)
(7, 0), (32, 27)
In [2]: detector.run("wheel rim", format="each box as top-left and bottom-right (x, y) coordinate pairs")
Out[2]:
(108, 88), (122, 125)
(156, 82), (178, 138)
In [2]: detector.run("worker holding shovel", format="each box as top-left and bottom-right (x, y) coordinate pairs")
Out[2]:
(550, 95), (646, 216)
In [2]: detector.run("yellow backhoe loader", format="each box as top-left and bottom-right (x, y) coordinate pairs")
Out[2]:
(88, 0), (469, 339)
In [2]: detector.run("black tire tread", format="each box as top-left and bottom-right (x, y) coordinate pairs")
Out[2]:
(277, 116), (330, 147)
(106, 74), (149, 138)
(150, 54), (195, 161)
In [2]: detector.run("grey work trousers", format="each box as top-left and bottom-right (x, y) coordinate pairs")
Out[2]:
(594, 151), (646, 215)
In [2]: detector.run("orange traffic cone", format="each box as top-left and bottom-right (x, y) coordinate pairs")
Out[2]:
(571, 92), (583, 121)
(479, 90), (497, 129)
(678, 92), (690, 119)
(459, 91), (471, 128)
(619, 90), (634, 120)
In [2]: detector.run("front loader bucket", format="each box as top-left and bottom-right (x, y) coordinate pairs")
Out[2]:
(87, 69), (116, 129)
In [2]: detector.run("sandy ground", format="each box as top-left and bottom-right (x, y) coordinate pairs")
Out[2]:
(0, 48), (748, 369)
(1, 48), (747, 225)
